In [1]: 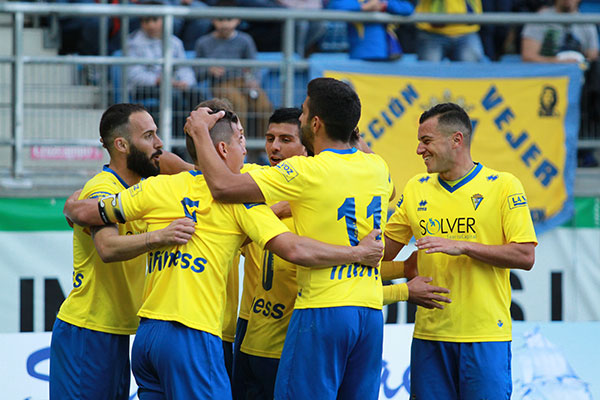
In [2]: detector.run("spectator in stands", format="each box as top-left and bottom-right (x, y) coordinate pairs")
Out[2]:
(194, 0), (272, 136)
(167, 0), (213, 51)
(414, 0), (486, 62)
(127, 7), (201, 141)
(480, 0), (513, 61)
(521, 0), (599, 167)
(233, 0), (326, 55)
(55, 0), (123, 56)
(235, 0), (285, 51)
(278, 0), (328, 57)
(521, 0), (598, 63)
(328, 0), (414, 61)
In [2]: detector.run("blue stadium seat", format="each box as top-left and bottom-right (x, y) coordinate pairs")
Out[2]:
(580, 0), (600, 13)
(499, 54), (523, 63)
(400, 53), (418, 63)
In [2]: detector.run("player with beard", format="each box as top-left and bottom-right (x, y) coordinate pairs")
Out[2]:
(52, 103), (195, 400)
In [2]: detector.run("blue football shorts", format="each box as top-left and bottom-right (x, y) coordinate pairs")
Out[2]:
(236, 350), (280, 400)
(231, 317), (248, 399)
(274, 306), (383, 400)
(131, 318), (231, 400)
(223, 339), (233, 382)
(49, 318), (131, 400)
(410, 338), (512, 400)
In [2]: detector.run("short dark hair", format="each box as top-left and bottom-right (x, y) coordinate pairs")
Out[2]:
(419, 102), (472, 144)
(268, 107), (301, 129)
(306, 77), (361, 143)
(188, 98), (236, 162)
(99, 103), (147, 153)
(139, 0), (164, 21)
(194, 98), (234, 113)
(185, 110), (239, 164)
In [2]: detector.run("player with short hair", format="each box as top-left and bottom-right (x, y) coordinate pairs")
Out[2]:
(66, 109), (384, 399)
(51, 103), (195, 400)
(194, 98), (243, 383)
(384, 102), (537, 399)
(232, 107), (306, 399)
(185, 77), (394, 399)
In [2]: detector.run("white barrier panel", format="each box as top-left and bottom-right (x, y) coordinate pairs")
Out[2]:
(2, 225), (599, 333)
(379, 322), (600, 399)
(2, 322), (598, 399)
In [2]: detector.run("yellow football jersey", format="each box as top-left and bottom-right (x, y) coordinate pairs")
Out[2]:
(249, 148), (394, 310)
(386, 163), (537, 342)
(222, 251), (240, 343)
(57, 165), (146, 335)
(115, 170), (289, 338)
(238, 163), (269, 321)
(241, 216), (297, 359)
(416, 0), (482, 36)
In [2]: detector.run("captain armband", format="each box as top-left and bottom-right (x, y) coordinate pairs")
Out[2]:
(98, 194), (126, 225)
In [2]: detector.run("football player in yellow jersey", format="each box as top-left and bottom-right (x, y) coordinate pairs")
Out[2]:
(415, 0), (485, 62)
(185, 77), (394, 400)
(193, 98), (243, 383)
(189, 100), (299, 387)
(66, 110), (384, 399)
(51, 104), (196, 400)
(232, 107), (306, 400)
(384, 103), (537, 399)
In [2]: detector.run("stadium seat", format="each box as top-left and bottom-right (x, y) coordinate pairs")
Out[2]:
(499, 54), (523, 63)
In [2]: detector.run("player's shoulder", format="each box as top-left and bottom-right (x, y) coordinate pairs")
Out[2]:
(407, 172), (436, 187)
(361, 150), (390, 166)
(230, 201), (276, 224)
(145, 170), (208, 195)
(270, 154), (309, 178)
(478, 165), (520, 186)
(81, 168), (124, 199)
(241, 162), (268, 173)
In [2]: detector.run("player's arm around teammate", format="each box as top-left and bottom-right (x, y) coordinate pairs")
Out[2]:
(265, 228), (383, 268)
(64, 190), (196, 262)
(90, 219), (195, 263)
(380, 252), (451, 308)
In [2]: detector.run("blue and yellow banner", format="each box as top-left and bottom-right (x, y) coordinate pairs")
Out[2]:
(310, 61), (582, 233)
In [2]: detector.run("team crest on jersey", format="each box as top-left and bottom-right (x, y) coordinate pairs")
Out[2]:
(471, 193), (483, 210)
(508, 193), (528, 209)
(417, 200), (427, 211)
(274, 161), (298, 182)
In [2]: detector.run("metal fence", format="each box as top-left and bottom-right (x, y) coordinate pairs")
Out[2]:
(1, 2), (600, 195)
